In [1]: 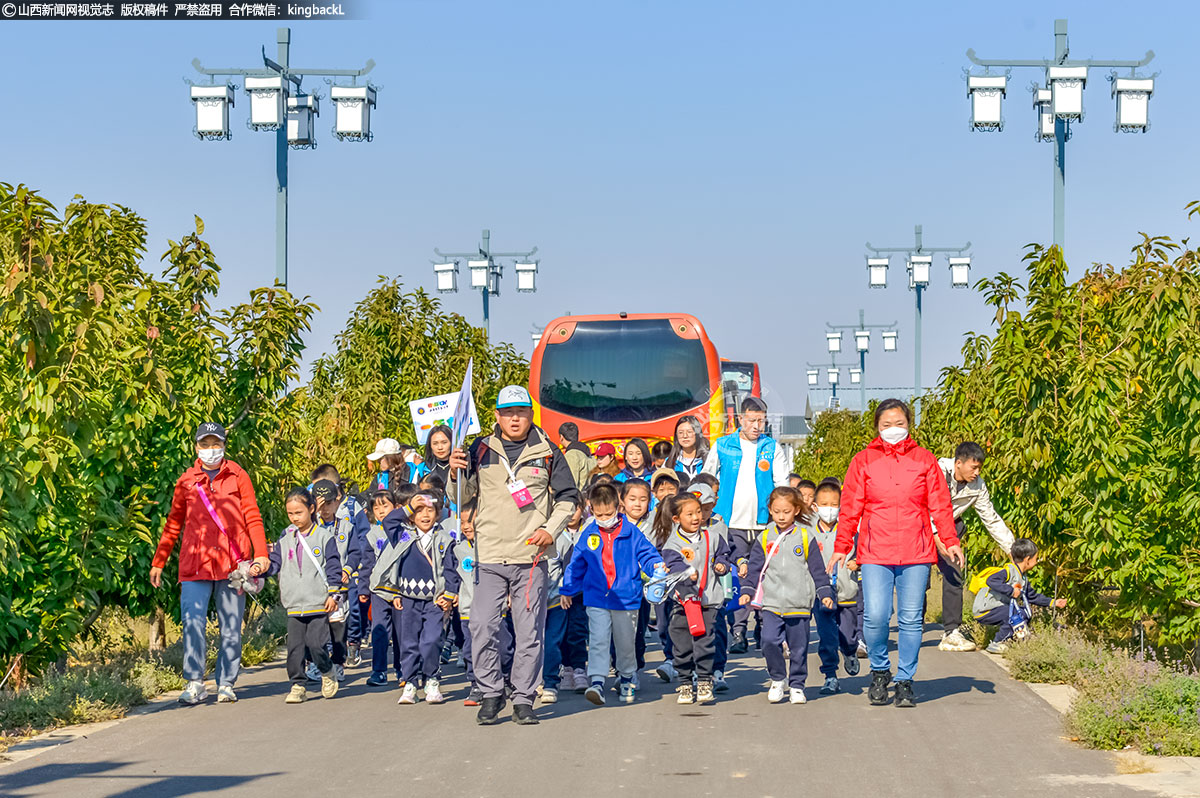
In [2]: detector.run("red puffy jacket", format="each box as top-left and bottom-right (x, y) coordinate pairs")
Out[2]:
(834, 436), (958, 566)
(152, 459), (268, 581)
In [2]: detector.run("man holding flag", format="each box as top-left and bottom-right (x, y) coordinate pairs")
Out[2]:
(449, 384), (580, 726)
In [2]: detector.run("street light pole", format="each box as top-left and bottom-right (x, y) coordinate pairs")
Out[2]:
(824, 309), (898, 412)
(275, 29), (289, 288)
(866, 224), (971, 421)
(434, 229), (539, 341)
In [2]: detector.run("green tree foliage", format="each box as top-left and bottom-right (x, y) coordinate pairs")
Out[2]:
(918, 205), (1200, 645)
(0, 184), (315, 672)
(298, 278), (529, 489)
(791, 408), (876, 484)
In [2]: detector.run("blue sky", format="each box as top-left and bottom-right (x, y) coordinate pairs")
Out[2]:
(3, 1), (1197, 420)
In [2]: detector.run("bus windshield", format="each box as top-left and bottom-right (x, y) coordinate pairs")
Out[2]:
(538, 319), (710, 423)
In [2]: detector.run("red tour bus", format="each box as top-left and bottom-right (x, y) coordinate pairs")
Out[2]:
(530, 313), (727, 454)
(720, 359), (763, 430)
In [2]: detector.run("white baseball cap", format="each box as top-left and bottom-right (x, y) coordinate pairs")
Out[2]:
(496, 385), (533, 409)
(366, 438), (402, 462)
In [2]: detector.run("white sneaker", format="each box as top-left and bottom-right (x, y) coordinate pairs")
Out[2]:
(424, 678), (445, 704)
(541, 687), (558, 704)
(573, 668), (587, 693)
(305, 662), (321, 682)
(789, 687), (807, 704)
(713, 670), (729, 692)
(398, 682), (418, 704)
(334, 664), (345, 682)
(618, 681), (635, 704)
(856, 640), (868, 658)
(321, 673), (338, 699)
(179, 680), (208, 705)
(767, 680), (787, 703)
(655, 660), (677, 682)
(216, 685), (237, 703)
(939, 629), (977, 652)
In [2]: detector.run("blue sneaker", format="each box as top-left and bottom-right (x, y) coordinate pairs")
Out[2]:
(366, 672), (387, 686)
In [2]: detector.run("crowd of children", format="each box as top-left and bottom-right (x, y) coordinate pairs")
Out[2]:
(249, 427), (1060, 711)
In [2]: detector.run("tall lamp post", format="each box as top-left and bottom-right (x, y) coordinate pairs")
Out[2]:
(188, 27), (378, 289)
(825, 310), (898, 412)
(432, 229), (539, 340)
(866, 225), (971, 421)
(964, 19), (1157, 251)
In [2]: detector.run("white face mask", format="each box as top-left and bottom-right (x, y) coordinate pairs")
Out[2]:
(596, 513), (620, 530)
(817, 506), (839, 525)
(880, 427), (908, 445)
(198, 447), (225, 467)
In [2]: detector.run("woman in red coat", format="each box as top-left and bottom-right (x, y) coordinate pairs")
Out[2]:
(829, 399), (962, 708)
(150, 422), (269, 706)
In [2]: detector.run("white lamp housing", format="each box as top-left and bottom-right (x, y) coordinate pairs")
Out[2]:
(433, 262), (458, 293)
(826, 332), (842, 354)
(1112, 78), (1153, 132)
(868, 257), (889, 288)
(514, 261), (538, 293)
(882, 330), (898, 351)
(468, 260), (490, 289)
(854, 330), (870, 352)
(949, 256), (971, 288)
(531, 332), (543, 345)
(330, 85), (377, 141)
(849, 367), (862, 384)
(1048, 66), (1087, 120)
(245, 76), (288, 130)
(1033, 87), (1055, 141)
(190, 84), (235, 139)
(908, 254), (932, 288)
(807, 368), (820, 387)
(967, 75), (1007, 130)
(827, 367), (840, 385)
(286, 94), (319, 147)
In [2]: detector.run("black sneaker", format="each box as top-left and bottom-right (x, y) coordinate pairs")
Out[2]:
(868, 670), (892, 706)
(365, 671), (387, 687)
(894, 680), (916, 708)
(476, 696), (505, 725)
(512, 703), (540, 725)
(729, 632), (748, 655)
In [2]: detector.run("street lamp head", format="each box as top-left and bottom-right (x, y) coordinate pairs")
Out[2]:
(514, 261), (538, 293)
(908, 254), (932, 289)
(807, 368), (820, 387)
(825, 332), (842, 354)
(433, 261), (458, 293)
(854, 330), (870, 352)
(330, 85), (377, 142)
(849, 367), (862, 384)
(882, 330), (898, 351)
(967, 75), (1007, 131)
(468, 260), (490, 290)
(286, 94), (319, 148)
(245, 76), (288, 130)
(190, 84), (235, 140)
(1033, 87), (1055, 141)
(1112, 77), (1153, 132)
(867, 257), (889, 288)
(1048, 66), (1087, 121)
(827, 367), (840, 385)
(949, 256), (971, 288)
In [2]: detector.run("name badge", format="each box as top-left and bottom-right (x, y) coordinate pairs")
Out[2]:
(508, 479), (534, 508)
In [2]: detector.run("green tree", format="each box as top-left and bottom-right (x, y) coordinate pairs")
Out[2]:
(792, 408), (876, 484)
(918, 204), (1200, 646)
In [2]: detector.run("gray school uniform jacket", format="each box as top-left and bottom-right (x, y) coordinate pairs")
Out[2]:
(740, 524), (834, 618)
(661, 526), (733, 608)
(810, 523), (859, 605)
(369, 523), (457, 601)
(442, 537), (478, 620)
(546, 527), (578, 609)
(267, 524), (344, 617)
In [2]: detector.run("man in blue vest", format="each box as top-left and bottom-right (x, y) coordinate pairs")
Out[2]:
(702, 396), (789, 655)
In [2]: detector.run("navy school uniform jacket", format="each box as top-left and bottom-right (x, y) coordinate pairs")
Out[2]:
(560, 515), (664, 611)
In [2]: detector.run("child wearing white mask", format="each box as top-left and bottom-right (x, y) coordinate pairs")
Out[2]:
(810, 479), (861, 694)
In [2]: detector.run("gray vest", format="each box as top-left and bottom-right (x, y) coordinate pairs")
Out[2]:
(810, 524), (858, 604)
(749, 525), (818, 617)
(277, 525), (338, 616)
(662, 527), (726, 607)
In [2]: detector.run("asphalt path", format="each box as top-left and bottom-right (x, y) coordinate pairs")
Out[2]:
(0, 627), (1145, 798)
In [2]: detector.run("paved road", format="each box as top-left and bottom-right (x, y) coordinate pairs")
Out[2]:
(0, 628), (1149, 798)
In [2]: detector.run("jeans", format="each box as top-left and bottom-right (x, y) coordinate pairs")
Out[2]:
(564, 601), (589, 669)
(543, 606), (567, 688)
(180, 579), (245, 687)
(861, 563), (931, 682)
(587, 606), (637, 682)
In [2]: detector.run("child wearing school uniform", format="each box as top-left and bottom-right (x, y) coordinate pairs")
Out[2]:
(658, 492), (733, 705)
(442, 501), (516, 706)
(620, 479), (655, 680)
(973, 537), (1067, 653)
(810, 481), (861, 694)
(351, 488), (405, 687)
(258, 487), (343, 704)
(558, 506), (590, 693)
(560, 483), (664, 706)
(310, 479), (353, 682)
(541, 503), (583, 703)
(372, 492), (456, 705)
(739, 487), (834, 705)
(680, 479), (735, 692)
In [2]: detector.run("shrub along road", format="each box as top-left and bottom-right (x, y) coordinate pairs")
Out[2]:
(0, 629), (1156, 798)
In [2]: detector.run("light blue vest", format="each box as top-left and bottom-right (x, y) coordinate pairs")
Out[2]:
(712, 432), (776, 527)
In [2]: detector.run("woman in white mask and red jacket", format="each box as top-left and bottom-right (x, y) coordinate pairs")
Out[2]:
(827, 399), (961, 710)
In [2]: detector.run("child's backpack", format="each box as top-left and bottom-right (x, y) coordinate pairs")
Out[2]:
(968, 564), (1014, 595)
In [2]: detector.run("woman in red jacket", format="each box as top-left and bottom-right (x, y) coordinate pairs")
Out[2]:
(829, 399), (962, 709)
(150, 422), (269, 706)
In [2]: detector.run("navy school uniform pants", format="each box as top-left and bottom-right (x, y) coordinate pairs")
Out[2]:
(635, 600), (651, 669)
(369, 594), (403, 677)
(462, 612), (515, 687)
(656, 601), (673, 661)
(287, 615), (332, 684)
(399, 598), (445, 684)
(348, 587), (371, 645)
(815, 603), (859, 677)
(668, 604), (719, 681)
(977, 605), (1016, 642)
(761, 611), (811, 689)
(564, 600), (589, 670)
(713, 607), (729, 672)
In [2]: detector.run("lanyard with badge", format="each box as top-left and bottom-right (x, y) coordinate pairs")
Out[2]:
(495, 445), (534, 508)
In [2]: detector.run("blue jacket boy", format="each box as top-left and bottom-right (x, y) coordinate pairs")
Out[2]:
(561, 514), (663, 611)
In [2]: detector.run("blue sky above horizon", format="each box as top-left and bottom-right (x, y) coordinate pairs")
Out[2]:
(3, 1), (1198, 419)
